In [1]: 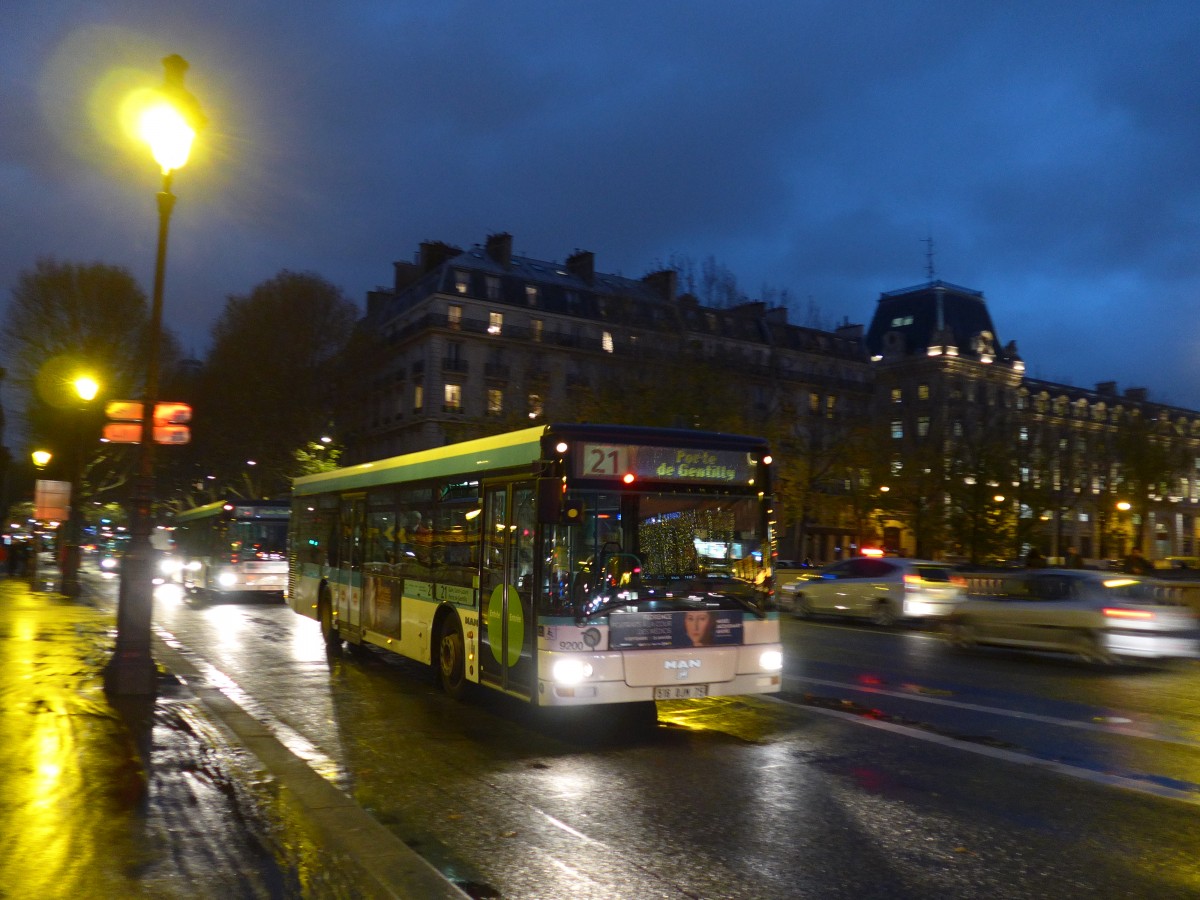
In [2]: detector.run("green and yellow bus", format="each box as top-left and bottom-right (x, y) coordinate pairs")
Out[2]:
(173, 499), (290, 598)
(289, 423), (782, 707)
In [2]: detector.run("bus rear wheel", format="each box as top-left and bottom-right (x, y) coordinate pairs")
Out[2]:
(318, 590), (341, 653)
(438, 613), (468, 700)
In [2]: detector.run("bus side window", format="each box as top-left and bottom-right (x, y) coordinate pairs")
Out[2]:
(326, 519), (341, 567)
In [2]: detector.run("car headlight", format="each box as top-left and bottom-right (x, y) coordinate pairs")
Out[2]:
(99, 557), (119, 571)
(552, 657), (593, 685)
(217, 571), (238, 588)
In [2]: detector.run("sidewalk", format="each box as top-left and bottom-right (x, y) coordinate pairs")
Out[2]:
(0, 574), (468, 899)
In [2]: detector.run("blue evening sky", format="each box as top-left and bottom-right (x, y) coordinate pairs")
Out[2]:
(4, 2), (1200, 408)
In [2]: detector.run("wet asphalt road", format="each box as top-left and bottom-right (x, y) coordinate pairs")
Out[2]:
(120, 579), (1200, 899)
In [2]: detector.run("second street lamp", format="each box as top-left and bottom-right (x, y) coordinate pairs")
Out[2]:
(61, 375), (99, 598)
(105, 54), (204, 697)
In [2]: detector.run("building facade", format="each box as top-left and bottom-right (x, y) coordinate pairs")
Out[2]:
(349, 235), (1200, 565)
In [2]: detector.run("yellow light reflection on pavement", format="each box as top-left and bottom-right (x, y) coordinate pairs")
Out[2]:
(0, 588), (146, 896)
(655, 695), (784, 743)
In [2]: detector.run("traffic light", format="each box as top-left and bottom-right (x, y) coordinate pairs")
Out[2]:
(103, 401), (192, 445)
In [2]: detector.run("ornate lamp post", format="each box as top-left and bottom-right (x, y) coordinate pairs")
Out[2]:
(61, 375), (99, 597)
(105, 55), (204, 696)
(29, 449), (52, 584)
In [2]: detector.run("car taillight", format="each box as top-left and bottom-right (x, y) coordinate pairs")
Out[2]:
(1103, 607), (1154, 620)
(950, 575), (967, 587)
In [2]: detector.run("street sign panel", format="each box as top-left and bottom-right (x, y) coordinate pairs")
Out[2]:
(101, 422), (191, 445)
(105, 401), (192, 424)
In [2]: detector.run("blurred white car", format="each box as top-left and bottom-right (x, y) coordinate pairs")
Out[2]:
(778, 557), (965, 626)
(944, 570), (1200, 664)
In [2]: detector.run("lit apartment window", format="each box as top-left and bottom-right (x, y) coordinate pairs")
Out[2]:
(488, 311), (503, 335)
(918, 383), (930, 400)
(486, 276), (500, 300)
(454, 271), (469, 294)
(531, 319), (543, 342)
(487, 389), (503, 416)
(918, 416), (930, 437)
(526, 285), (539, 306)
(826, 395), (836, 418)
(413, 384), (424, 413)
(891, 420), (903, 439)
(809, 392), (820, 414)
(444, 383), (462, 413)
(891, 315), (913, 327)
(528, 393), (543, 419)
(447, 304), (462, 330)
(891, 388), (902, 403)
(1019, 426), (1029, 441)
(602, 331), (614, 353)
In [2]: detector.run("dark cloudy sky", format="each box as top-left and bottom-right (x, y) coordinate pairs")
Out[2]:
(5, 2), (1200, 409)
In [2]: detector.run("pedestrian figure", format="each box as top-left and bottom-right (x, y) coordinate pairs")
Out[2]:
(1064, 546), (1085, 568)
(1123, 546), (1153, 576)
(1025, 547), (1047, 568)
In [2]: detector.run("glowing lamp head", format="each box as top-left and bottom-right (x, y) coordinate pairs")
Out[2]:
(139, 102), (195, 173)
(31, 449), (52, 469)
(73, 376), (100, 402)
(138, 54), (205, 175)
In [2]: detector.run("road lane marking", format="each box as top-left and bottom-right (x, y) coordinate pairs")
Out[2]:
(795, 701), (1200, 807)
(785, 674), (1200, 749)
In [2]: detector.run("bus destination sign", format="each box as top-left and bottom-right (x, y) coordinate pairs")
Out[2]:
(576, 443), (754, 485)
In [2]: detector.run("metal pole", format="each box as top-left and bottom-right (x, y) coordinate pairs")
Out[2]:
(104, 173), (173, 696)
(61, 410), (85, 597)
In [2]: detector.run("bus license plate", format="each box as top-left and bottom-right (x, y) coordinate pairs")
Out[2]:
(655, 685), (708, 700)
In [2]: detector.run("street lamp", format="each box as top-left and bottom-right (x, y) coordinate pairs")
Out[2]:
(61, 375), (100, 597)
(105, 54), (204, 697)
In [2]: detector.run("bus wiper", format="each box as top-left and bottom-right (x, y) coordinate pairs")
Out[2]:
(576, 589), (641, 623)
(719, 589), (768, 618)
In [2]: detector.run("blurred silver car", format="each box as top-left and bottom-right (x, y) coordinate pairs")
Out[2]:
(944, 570), (1200, 663)
(778, 557), (965, 626)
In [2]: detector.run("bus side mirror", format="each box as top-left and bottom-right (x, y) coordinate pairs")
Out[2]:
(537, 478), (561, 523)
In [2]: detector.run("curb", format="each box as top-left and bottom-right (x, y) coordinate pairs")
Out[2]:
(153, 636), (471, 900)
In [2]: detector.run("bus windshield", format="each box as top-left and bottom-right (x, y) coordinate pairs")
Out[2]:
(543, 490), (767, 620)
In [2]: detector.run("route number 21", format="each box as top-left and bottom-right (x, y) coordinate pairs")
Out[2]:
(583, 444), (628, 477)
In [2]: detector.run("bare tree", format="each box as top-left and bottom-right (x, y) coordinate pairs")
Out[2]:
(178, 271), (364, 500)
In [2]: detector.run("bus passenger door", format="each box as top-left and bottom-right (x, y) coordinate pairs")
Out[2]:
(335, 495), (366, 633)
(479, 481), (537, 700)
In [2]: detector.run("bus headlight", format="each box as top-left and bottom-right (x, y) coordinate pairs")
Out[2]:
(552, 657), (593, 685)
(759, 649), (783, 672)
(217, 571), (238, 588)
(155, 582), (185, 605)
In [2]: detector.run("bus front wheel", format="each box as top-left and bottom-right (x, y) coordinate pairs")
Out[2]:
(438, 614), (467, 700)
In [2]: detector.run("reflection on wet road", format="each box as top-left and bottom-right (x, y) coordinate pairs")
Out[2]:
(147, 592), (1200, 898)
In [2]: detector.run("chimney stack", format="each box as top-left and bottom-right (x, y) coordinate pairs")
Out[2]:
(642, 269), (677, 303)
(566, 249), (595, 283)
(486, 232), (513, 269)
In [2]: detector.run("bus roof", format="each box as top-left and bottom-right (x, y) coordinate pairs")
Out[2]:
(174, 498), (291, 523)
(292, 425), (547, 497)
(292, 423), (768, 497)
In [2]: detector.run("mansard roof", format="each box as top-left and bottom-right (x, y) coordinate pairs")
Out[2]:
(864, 280), (1016, 363)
